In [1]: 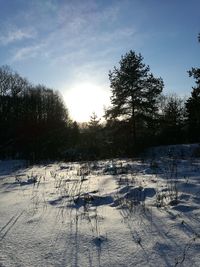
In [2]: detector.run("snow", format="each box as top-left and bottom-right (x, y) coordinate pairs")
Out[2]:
(0, 146), (200, 266)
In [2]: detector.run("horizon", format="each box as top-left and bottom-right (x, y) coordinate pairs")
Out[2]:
(0, 0), (199, 122)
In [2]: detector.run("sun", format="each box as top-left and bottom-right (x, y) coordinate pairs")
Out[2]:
(63, 82), (110, 122)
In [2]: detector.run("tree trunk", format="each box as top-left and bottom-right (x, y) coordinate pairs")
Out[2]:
(131, 101), (136, 150)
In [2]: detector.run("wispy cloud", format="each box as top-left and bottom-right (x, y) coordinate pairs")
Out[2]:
(12, 43), (44, 61)
(5, 0), (137, 73)
(0, 27), (36, 45)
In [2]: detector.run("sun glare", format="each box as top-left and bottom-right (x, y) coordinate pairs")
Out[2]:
(64, 83), (110, 122)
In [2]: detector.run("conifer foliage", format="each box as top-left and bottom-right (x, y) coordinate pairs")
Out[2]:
(186, 73), (200, 142)
(185, 34), (200, 142)
(105, 50), (164, 152)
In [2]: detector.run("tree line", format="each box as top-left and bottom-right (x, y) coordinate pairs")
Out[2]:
(0, 36), (199, 161)
(0, 66), (79, 161)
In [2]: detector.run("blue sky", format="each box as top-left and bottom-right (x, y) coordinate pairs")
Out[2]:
(0, 0), (199, 121)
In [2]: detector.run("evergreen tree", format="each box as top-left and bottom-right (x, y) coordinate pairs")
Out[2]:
(105, 50), (163, 153)
(186, 77), (200, 142)
(185, 34), (200, 142)
(85, 113), (102, 159)
(159, 94), (185, 144)
(88, 112), (101, 129)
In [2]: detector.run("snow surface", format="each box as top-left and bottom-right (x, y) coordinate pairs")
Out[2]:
(0, 145), (200, 266)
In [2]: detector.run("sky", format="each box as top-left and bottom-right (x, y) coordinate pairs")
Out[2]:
(0, 0), (199, 122)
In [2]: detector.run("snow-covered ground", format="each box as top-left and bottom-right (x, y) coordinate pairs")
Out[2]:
(0, 145), (200, 266)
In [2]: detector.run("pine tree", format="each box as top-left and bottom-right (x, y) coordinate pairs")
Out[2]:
(105, 50), (163, 152)
(186, 34), (200, 142)
(159, 94), (185, 144)
(88, 112), (101, 130)
(186, 78), (200, 142)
